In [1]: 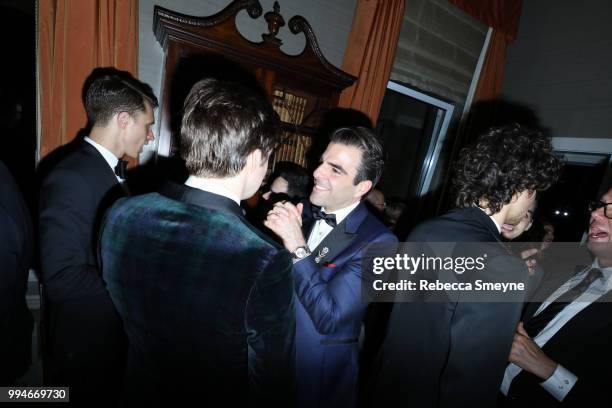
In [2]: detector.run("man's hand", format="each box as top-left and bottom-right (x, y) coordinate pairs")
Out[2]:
(264, 201), (307, 252)
(509, 322), (557, 380)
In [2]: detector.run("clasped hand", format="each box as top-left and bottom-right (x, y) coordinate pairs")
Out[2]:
(264, 201), (307, 252)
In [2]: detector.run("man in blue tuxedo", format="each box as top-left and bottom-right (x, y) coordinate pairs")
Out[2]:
(99, 78), (295, 406)
(265, 127), (397, 408)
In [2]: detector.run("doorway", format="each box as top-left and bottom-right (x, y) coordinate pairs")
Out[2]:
(375, 81), (454, 236)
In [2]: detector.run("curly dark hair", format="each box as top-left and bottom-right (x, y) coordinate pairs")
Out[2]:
(453, 123), (563, 214)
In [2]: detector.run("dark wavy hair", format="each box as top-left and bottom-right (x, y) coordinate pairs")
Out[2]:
(85, 69), (158, 126)
(453, 123), (563, 214)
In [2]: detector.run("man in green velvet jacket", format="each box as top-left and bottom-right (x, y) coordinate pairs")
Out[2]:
(98, 78), (295, 406)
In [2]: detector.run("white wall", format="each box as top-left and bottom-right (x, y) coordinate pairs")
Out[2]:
(138, 0), (356, 160)
(502, 0), (612, 139)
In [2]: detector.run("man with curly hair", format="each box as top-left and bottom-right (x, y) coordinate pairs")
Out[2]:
(371, 124), (563, 408)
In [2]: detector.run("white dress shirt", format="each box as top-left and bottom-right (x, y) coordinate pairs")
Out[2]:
(84, 136), (123, 182)
(307, 201), (360, 250)
(184, 175), (241, 206)
(501, 260), (612, 401)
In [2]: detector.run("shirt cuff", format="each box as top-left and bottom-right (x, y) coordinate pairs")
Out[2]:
(292, 255), (312, 265)
(540, 364), (577, 401)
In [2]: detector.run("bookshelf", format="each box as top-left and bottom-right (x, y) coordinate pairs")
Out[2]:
(153, 0), (356, 170)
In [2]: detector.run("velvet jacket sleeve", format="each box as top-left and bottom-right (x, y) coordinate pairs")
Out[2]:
(293, 231), (397, 335)
(245, 248), (296, 405)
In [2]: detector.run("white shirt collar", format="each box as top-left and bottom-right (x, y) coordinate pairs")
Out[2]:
(475, 206), (502, 234)
(322, 201), (360, 225)
(84, 136), (121, 180)
(184, 175), (241, 206)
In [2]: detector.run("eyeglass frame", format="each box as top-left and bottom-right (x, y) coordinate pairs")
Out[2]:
(588, 201), (612, 219)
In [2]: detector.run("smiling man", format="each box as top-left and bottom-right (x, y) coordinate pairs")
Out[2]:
(372, 124), (563, 408)
(499, 187), (612, 407)
(265, 127), (397, 408)
(38, 68), (157, 404)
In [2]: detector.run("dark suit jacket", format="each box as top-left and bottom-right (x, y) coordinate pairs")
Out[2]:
(99, 182), (296, 406)
(371, 207), (529, 408)
(501, 283), (612, 407)
(38, 140), (125, 400)
(294, 202), (397, 408)
(0, 161), (34, 384)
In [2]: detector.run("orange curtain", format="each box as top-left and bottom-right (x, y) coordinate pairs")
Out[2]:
(448, 0), (522, 103)
(338, 0), (405, 124)
(448, 0), (522, 42)
(472, 30), (506, 102)
(39, 0), (139, 159)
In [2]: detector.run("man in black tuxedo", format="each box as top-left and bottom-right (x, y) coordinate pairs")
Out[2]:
(499, 186), (612, 407)
(38, 69), (157, 403)
(0, 160), (34, 385)
(371, 124), (563, 407)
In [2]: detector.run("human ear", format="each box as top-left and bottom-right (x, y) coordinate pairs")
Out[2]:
(356, 180), (373, 198)
(117, 112), (131, 129)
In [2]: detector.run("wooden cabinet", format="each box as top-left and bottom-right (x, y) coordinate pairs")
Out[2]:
(153, 0), (355, 169)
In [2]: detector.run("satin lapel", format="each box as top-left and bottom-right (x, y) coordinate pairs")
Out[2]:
(309, 203), (369, 265)
(310, 219), (355, 264)
(81, 141), (120, 191)
(300, 201), (316, 240)
(302, 217), (316, 241)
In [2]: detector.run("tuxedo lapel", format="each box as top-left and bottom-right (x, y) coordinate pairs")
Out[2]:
(80, 141), (120, 193)
(301, 203), (316, 240)
(308, 203), (369, 265)
(310, 219), (355, 264)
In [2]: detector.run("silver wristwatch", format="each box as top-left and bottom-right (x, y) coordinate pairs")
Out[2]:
(291, 246), (311, 260)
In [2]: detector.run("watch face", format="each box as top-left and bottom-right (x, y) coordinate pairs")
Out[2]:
(295, 247), (307, 258)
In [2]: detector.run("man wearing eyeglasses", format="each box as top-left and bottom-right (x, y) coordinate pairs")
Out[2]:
(499, 187), (612, 407)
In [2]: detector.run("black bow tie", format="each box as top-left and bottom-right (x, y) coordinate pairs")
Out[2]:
(114, 159), (128, 179)
(312, 206), (337, 228)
